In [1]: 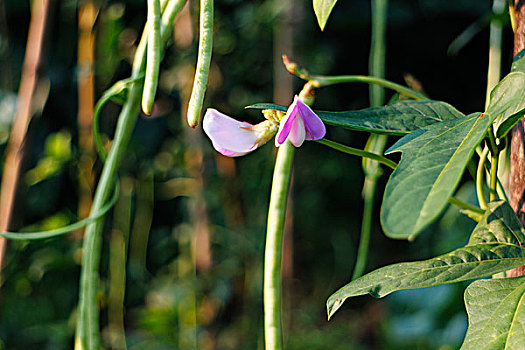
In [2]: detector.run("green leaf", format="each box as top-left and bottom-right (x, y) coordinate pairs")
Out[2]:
(496, 108), (525, 139)
(487, 72), (525, 135)
(461, 276), (525, 350)
(381, 113), (492, 239)
(327, 201), (525, 319)
(247, 101), (464, 136)
(313, 0), (338, 31)
(511, 48), (525, 73)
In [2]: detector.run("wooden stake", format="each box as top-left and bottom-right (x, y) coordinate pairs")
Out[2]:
(0, 0), (50, 276)
(508, 0), (525, 277)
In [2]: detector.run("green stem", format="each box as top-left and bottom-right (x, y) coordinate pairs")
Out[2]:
(93, 75), (145, 162)
(490, 154), (499, 201)
(352, 0), (388, 281)
(0, 183), (118, 240)
(160, 0), (187, 43)
(352, 172), (377, 280)
(487, 125), (499, 155)
(474, 145), (508, 202)
(264, 141), (294, 350)
(285, 57), (425, 101)
(486, 126), (500, 202)
(75, 2), (186, 349)
(448, 196), (485, 215)
(317, 138), (397, 170)
(309, 75), (425, 100)
(485, 0), (506, 204)
(77, 54), (143, 350)
(368, 0), (387, 108)
(476, 146), (489, 210)
(485, 0), (505, 110)
(353, 136), (386, 280)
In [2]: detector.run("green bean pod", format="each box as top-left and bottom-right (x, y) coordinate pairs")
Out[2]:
(142, 0), (161, 115)
(187, 0), (213, 128)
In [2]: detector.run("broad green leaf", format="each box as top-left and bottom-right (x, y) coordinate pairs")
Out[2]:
(461, 276), (525, 350)
(327, 201), (525, 319)
(487, 72), (525, 117)
(492, 58), (525, 138)
(313, 0), (338, 31)
(247, 101), (464, 136)
(380, 114), (486, 238)
(487, 72), (525, 134)
(381, 113), (490, 239)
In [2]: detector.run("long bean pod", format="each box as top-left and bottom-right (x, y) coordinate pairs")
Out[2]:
(187, 0), (213, 127)
(142, 0), (161, 115)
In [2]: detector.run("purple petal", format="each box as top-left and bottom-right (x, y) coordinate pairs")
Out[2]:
(203, 109), (259, 157)
(275, 100), (299, 146)
(288, 112), (306, 147)
(296, 98), (326, 140)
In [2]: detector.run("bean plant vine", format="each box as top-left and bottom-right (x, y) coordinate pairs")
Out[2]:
(1, 0), (525, 349)
(212, 0), (525, 348)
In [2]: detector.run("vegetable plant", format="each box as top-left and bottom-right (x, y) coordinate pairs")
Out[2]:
(0, 0), (524, 349)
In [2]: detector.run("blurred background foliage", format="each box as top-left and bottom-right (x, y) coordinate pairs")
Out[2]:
(0, 0), (511, 349)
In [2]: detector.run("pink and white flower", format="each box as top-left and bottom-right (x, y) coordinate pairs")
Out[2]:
(275, 96), (326, 147)
(203, 96), (326, 157)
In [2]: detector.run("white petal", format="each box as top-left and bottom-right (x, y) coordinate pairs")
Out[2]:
(203, 109), (259, 156)
(288, 113), (306, 147)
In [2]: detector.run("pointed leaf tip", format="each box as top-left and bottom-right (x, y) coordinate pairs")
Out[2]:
(313, 0), (338, 31)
